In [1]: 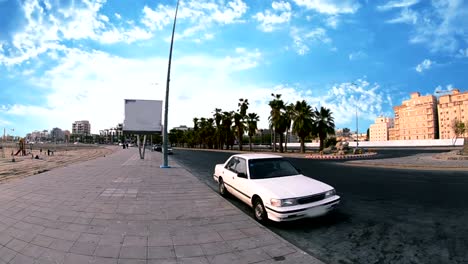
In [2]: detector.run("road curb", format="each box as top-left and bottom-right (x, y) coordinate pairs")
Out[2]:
(305, 153), (378, 160)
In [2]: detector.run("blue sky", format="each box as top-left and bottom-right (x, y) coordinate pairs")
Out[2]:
(0, 0), (467, 137)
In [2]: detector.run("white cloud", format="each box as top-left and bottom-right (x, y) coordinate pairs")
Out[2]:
(290, 27), (331, 55)
(348, 51), (367, 60)
(409, 0), (468, 53)
(141, 5), (173, 31)
(253, 1), (292, 32)
(377, 0), (419, 11)
(115, 13), (121, 19)
(0, 118), (12, 127)
(0, 0), (155, 66)
(325, 16), (339, 28)
(434, 84), (454, 94)
(387, 8), (418, 24)
(292, 0), (360, 15)
(458, 48), (468, 57)
(376, 0), (467, 54)
(415, 59), (434, 72)
(6, 47), (263, 133)
(321, 80), (392, 128)
(142, 0), (248, 41)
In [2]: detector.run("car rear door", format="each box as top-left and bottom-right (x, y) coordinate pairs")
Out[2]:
(231, 157), (252, 205)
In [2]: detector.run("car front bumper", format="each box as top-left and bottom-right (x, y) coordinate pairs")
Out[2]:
(264, 196), (340, 222)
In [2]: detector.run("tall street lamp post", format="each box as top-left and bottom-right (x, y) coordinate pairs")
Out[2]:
(356, 106), (359, 149)
(161, 0), (180, 168)
(351, 83), (359, 149)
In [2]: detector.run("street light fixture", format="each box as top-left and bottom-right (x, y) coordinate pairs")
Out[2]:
(161, 0), (180, 169)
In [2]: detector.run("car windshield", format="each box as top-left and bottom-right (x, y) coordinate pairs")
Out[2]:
(248, 158), (299, 179)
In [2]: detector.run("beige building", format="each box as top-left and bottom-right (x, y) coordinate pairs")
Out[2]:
(438, 89), (468, 139)
(72, 120), (91, 135)
(370, 117), (394, 141)
(392, 92), (438, 140)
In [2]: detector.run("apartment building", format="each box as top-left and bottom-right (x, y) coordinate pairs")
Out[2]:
(72, 120), (91, 135)
(391, 92), (438, 140)
(369, 117), (394, 141)
(438, 89), (468, 139)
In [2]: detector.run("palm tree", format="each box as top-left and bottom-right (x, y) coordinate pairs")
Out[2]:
(269, 94), (287, 152)
(238, 98), (249, 116)
(234, 98), (249, 151)
(284, 103), (294, 152)
(213, 108), (223, 149)
(246, 113), (260, 151)
(193, 118), (199, 131)
(192, 117), (200, 147)
(292, 100), (314, 153)
(312, 106), (335, 151)
(221, 111), (234, 150)
(233, 112), (246, 151)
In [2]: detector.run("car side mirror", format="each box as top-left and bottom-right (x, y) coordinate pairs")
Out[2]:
(237, 172), (247, 178)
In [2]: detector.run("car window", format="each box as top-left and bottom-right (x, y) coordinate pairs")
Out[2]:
(225, 157), (238, 172)
(249, 158), (299, 179)
(235, 158), (247, 175)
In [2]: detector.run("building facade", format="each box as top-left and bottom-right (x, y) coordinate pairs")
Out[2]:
(438, 89), (468, 139)
(50, 127), (65, 141)
(370, 117), (394, 141)
(72, 120), (91, 135)
(392, 92), (438, 140)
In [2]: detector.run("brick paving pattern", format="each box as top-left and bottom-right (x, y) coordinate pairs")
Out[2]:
(0, 149), (323, 264)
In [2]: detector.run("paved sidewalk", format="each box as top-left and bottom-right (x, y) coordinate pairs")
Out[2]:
(0, 148), (322, 264)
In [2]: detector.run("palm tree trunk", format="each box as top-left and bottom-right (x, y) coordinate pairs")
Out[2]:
(273, 130), (276, 152)
(238, 130), (243, 151)
(300, 138), (305, 153)
(279, 133), (284, 153)
(249, 136), (253, 151)
(285, 129), (288, 153)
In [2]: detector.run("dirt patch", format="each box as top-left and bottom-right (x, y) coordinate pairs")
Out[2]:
(0, 145), (116, 183)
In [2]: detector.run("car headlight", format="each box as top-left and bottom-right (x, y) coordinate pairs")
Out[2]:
(324, 189), (336, 198)
(270, 198), (298, 207)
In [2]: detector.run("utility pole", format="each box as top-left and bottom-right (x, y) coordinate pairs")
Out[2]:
(161, 0), (180, 168)
(356, 107), (359, 149)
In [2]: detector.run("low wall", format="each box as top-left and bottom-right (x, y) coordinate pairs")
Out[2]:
(282, 138), (465, 148)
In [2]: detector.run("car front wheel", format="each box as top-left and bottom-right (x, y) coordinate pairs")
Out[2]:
(253, 199), (267, 223)
(218, 179), (228, 197)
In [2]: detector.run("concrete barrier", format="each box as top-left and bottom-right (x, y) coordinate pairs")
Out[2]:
(279, 138), (465, 148)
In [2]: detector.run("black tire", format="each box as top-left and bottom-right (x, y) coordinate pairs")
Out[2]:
(253, 198), (268, 223)
(218, 179), (228, 197)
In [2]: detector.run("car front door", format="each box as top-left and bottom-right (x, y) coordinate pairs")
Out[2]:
(222, 157), (239, 196)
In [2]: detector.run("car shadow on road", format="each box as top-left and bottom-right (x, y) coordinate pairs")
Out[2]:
(267, 209), (351, 230)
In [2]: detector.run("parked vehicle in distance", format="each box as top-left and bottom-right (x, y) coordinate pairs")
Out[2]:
(163, 146), (173, 155)
(153, 144), (162, 152)
(213, 154), (340, 223)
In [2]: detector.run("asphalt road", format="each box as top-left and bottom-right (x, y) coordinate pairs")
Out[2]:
(170, 148), (468, 264)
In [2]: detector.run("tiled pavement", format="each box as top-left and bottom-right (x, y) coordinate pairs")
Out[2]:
(0, 148), (323, 264)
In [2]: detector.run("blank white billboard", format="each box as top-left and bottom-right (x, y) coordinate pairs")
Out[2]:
(123, 99), (163, 133)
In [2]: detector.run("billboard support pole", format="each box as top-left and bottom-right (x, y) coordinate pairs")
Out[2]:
(161, 0), (179, 168)
(137, 135), (147, 159)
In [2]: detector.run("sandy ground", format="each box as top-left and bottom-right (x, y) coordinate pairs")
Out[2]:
(0, 145), (115, 183)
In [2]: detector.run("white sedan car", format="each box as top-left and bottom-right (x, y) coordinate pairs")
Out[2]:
(213, 153), (340, 223)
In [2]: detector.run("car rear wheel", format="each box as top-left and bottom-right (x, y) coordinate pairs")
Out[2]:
(218, 179), (228, 197)
(253, 199), (267, 223)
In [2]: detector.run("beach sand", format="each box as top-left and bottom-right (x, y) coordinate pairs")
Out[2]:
(0, 145), (116, 183)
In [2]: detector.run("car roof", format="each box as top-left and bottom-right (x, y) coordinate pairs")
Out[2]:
(232, 153), (283, 160)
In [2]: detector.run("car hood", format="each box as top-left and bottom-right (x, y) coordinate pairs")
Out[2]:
(253, 175), (333, 198)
